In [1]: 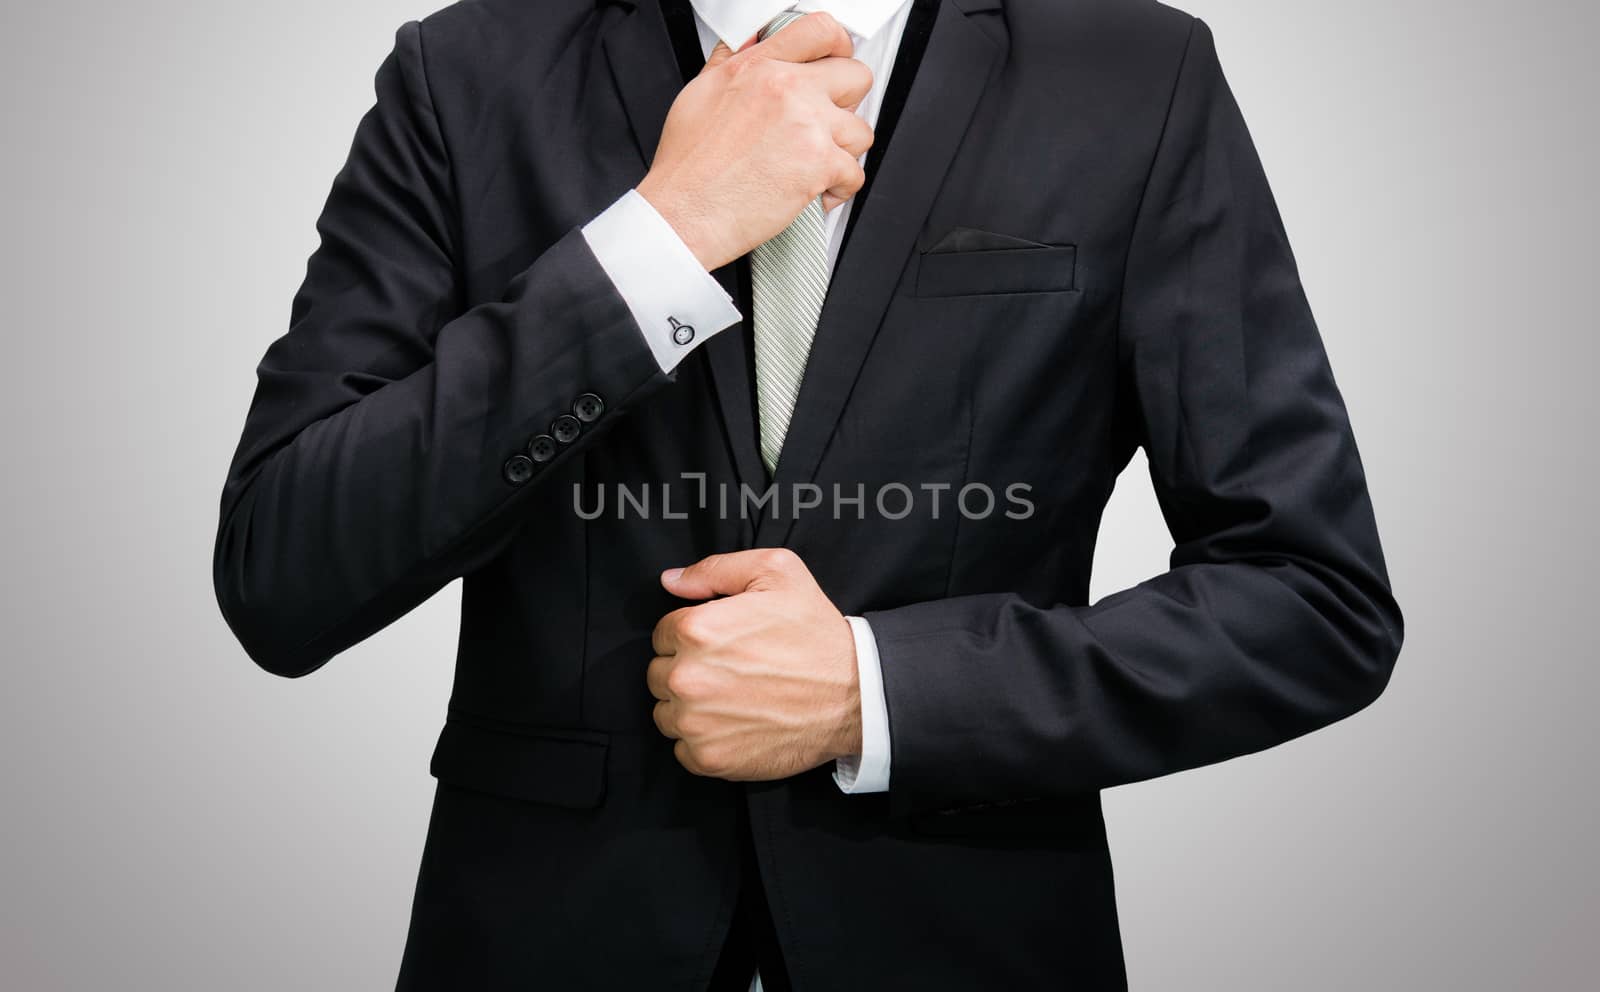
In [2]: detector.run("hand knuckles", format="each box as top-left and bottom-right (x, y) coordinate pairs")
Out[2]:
(757, 547), (799, 573)
(675, 610), (715, 646)
(806, 128), (836, 162)
(664, 660), (699, 698)
(843, 65), (872, 97)
(723, 54), (758, 82)
(761, 67), (795, 100)
(673, 739), (703, 774)
(829, 157), (864, 193)
(696, 744), (732, 777)
(681, 742), (720, 778)
(675, 710), (708, 740)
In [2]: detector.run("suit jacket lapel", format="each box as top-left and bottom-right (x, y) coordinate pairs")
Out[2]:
(604, 0), (765, 518)
(600, 0), (679, 170)
(756, 0), (1005, 547)
(701, 266), (766, 514)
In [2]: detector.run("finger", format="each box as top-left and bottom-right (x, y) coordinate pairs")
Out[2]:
(702, 40), (734, 70)
(651, 605), (695, 655)
(646, 655), (674, 701)
(653, 699), (681, 740)
(821, 153), (867, 212)
(662, 552), (750, 600)
(663, 548), (797, 600)
(807, 56), (873, 109)
(673, 738), (706, 776)
(753, 11), (853, 64)
(832, 112), (874, 160)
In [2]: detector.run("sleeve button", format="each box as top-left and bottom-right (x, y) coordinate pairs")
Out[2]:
(528, 434), (558, 463)
(573, 392), (605, 423)
(551, 415), (582, 444)
(502, 454), (535, 485)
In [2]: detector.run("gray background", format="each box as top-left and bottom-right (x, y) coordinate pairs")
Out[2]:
(2, 0), (1595, 988)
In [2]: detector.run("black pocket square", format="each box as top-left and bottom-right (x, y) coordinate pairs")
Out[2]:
(928, 227), (1053, 253)
(916, 230), (1078, 297)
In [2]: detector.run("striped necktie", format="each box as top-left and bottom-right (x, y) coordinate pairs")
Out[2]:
(751, 9), (828, 475)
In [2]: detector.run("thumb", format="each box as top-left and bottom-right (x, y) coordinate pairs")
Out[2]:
(662, 549), (793, 600)
(702, 40), (734, 70)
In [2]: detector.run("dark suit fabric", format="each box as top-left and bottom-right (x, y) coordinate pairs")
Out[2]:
(213, 0), (1403, 988)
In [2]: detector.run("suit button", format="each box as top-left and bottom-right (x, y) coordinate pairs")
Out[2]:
(551, 414), (582, 444)
(573, 392), (605, 423)
(528, 434), (557, 463)
(502, 454), (535, 485)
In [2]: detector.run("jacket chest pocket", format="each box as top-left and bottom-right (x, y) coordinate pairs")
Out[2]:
(915, 242), (1078, 298)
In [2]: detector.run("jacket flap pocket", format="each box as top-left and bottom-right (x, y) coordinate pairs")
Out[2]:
(916, 244), (1077, 297)
(430, 719), (609, 809)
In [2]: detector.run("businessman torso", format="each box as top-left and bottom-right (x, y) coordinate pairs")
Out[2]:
(216, 0), (1401, 987)
(409, 0), (1188, 739)
(418, 1), (1140, 984)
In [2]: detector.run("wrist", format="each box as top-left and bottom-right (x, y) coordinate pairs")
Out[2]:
(636, 177), (726, 271)
(825, 618), (864, 760)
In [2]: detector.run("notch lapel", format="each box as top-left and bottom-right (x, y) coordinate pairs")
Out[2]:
(600, 0), (679, 170)
(701, 268), (766, 510)
(755, 0), (1006, 547)
(603, 0), (765, 515)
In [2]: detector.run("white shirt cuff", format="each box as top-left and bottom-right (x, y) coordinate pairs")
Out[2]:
(833, 615), (892, 794)
(580, 190), (741, 372)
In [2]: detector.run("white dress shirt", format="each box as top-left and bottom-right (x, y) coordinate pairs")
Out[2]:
(582, 0), (911, 800)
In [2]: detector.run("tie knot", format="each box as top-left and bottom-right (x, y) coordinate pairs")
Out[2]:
(759, 9), (807, 42)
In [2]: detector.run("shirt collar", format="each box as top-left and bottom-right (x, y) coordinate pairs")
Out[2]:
(689, 0), (911, 50)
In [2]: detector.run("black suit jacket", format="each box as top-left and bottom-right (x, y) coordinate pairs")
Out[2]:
(214, 0), (1403, 987)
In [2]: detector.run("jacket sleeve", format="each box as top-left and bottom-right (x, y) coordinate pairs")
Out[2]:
(213, 23), (667, 677)
(863, 18), (1404, 816)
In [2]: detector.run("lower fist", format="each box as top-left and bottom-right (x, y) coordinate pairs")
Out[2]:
(648, 548), (862, 780)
